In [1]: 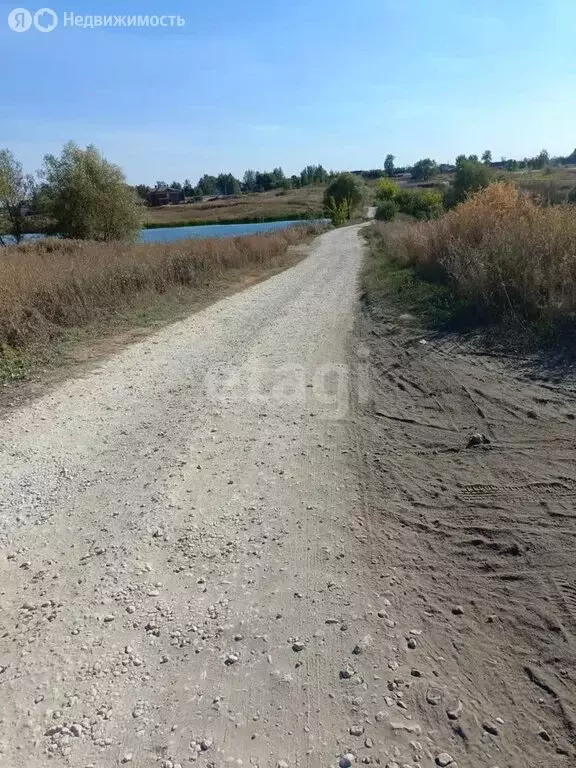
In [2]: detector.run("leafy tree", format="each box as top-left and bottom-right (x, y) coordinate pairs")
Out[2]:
(255, 171), (275, 192)
(40, 142), (141, 241)
(0, 149), (36, 244)
(468, 154), (479, 163)
(197, 174), (218, 196)
(323, 173), (363, 224)
(134, 184), (149, 201)
(384, 154), (395, 177)
(446, 157), (491, 206)
(216, 173), (241, 196)
(482, 150), (492, 165)
(568, 186), (576, 204)
(243, 169), (257, 193)
(300, 165), (328, 186)
(290, 174), (301, 189)
(170, 181), (182, 191)
(411, 158), (438, 182)
(532, 148), (550, 170)
(183, 178), (194, 197)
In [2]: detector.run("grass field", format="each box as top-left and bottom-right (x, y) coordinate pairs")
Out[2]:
(142, 185), (326, 228)
(0, 225), (322, 384)
(364, 183), (576, 346)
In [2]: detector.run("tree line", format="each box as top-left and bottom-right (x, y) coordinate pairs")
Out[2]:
(355, 147), (576, 183)
(135, 164), (334, 202)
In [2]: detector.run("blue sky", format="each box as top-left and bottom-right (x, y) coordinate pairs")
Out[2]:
(1, 0), (575, 184)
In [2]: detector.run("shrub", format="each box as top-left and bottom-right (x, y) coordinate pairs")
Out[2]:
(568, 186), (576, 204)
(375, 200), (399, 221)
(323, 173), (363, 223)
(375, 178), (400, 202)
(376, 182), (576, 325)
(396, 188), (443, 220)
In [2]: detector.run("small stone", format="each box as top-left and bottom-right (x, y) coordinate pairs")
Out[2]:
(70, 723), (82, 737)
(225, 654), (239, 665)
(538, 728), (551, 742)
(451, 605), (464, 616)
(466, 433), (490, 448)
(339, 754), (355, 768)
(436, 754), (454, 767)
(410, 668), (421, 677)
(364, 737), (374, 748)
(277, 761), (289, 768)
(103, 614), (115, 623)
(121, 754), (133, 764)
(426, 688), (442, 705)
(350, 725), (364, 736)
(234, 634), (244, 641)
(446, 700), (463, 720)
(483, 721), (499, 736)
(126, 605), (136, 614)
(407, 638), (417, 649)
(340, 665), (355, 680)
(200, 739), (213, 751)
(292, 642), (305, 652)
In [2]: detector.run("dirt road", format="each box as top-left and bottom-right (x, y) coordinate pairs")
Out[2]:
(1, 225), (575, 768)
(0, 225), (390, 768)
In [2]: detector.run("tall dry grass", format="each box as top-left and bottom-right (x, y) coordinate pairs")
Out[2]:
(378, 183), (576, 324)
(0, 226), (316, 353)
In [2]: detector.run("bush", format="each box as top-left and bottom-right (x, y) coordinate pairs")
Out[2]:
(396, 188), (443, 220)
(376, 182), (576, 325)
(568, 186), (576, 204)
(445, 158), (491, 207)
(375, 200), (399, 221)
(40, 142), (142, 241)
(375, 178), (400, 202)
(323, 173), (363, 223)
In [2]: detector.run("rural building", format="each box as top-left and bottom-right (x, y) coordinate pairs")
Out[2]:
(147, 187), (185, 206)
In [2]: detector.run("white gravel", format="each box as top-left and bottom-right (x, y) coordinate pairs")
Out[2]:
(1, 226), (424, 766)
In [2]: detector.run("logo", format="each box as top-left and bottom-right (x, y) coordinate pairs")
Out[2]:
(8, 7), (32, 31)
(34, 7), (58, 31)
(7, 6), (58, 32)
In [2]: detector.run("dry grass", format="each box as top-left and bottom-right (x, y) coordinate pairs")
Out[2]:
(373, 183), (576, 326)
(143, 186), (326, 226)
(0, 226), (317, 360)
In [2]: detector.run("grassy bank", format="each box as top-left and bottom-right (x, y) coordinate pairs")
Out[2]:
(143, 212), (325, 229)
(364, 183), (576, 346)
(0, 225), (320, 384)
(142, 186), (325, 227)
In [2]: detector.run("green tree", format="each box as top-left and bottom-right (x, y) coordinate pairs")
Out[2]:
(216, 173), (241, 196)
(446, 157), (491, 206)
(243, 169), (257, 192)
(411, 158), (438, 182)
(0, 149), (36, 244)
(323, 173), (363, 224)
(482, 150), (492, 165)
(384, 154), (395, 177)
(134, 184), (149, 201)
(568, 186), (576, 204)
(40, 142), (141, 241)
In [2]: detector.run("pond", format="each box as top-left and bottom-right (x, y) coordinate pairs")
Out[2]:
(3, 219), (327, 246)
(140, 219), (326, 243)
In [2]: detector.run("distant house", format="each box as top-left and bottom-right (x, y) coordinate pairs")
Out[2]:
(147, 187), (185, 206)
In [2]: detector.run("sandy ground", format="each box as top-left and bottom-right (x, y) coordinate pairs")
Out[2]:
(357, 312), (576, 767)
(1, 225), (575, 768)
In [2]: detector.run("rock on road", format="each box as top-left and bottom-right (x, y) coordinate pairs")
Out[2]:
(0, 226), (411, 767)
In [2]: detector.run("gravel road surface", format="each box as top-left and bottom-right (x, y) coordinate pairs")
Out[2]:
(0, 226), (411, 768)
